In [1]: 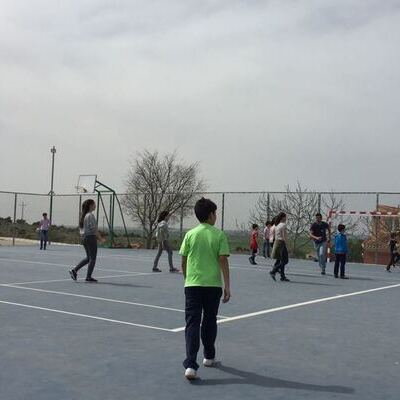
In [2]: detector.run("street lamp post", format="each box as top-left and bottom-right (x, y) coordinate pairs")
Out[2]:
(49, 146), (56, 233)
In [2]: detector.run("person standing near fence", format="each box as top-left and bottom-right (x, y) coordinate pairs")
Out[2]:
(39, 213), (51, 250)
(386, 232), (400, 272)
(269, 212), (290, 282)
(249, 224), (259, 265)
(333, 224), (349, 279)
(310, 213), (331, 275)
(153, 211), (179, 273)
(263, 221), (272, 258)
(69, 199), (99, 282)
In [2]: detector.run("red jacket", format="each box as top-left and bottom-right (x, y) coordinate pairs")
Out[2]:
(250, 230), (259, 250)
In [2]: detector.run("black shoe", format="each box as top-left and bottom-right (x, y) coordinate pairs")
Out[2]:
(321, 270), (326, 275)
(69, 268), (77, 281)
(169, 268), (180, 273)
(280, 277), (290, 282)
(340, 276), (349, 280)
(152, 268), (162, 272)
(249, 257), (254, 265)
(85, 277), (98, 282)
(334, 274), (339, 278)
(269, 271), (276, 281)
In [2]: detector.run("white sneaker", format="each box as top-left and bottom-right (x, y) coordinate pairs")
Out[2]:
(184, 368), (197, 380)
(203, 358), (216, 367)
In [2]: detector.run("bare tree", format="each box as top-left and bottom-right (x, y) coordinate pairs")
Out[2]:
(122, 150), (205, 248)
(250, 187), (363, 257)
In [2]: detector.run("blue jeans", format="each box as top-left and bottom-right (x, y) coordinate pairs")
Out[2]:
(40, 230), (49, 249)
(262, 241), (271, 257)
(315, 241), (327, 271)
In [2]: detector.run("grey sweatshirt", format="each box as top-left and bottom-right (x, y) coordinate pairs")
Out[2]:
(80, 212), (97, 237)
(156, 221), (169, 243)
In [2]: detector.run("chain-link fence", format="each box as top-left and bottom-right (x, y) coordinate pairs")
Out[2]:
(1, 190), (400, 265)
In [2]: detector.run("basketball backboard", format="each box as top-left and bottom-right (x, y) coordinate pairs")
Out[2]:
(76, 175), (97, 194)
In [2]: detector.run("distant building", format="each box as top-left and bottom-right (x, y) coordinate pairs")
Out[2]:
(363, 205), (400, 265)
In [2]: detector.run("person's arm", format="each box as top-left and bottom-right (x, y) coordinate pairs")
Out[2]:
(283, 225), (288, 242)
(309, 228), (321, 241)
(181, 256), (187, 279)
(219, 255), (230, 303)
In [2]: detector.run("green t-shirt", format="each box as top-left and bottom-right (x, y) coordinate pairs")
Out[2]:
(179, 223), (230, 287)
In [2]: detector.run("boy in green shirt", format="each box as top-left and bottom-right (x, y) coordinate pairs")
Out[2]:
(180, 197), (231, 381)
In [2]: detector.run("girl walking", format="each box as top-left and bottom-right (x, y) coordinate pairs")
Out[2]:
(270, 212), (290, 282)
(153, 211), (179, 273)
(69, 199), (98, 282)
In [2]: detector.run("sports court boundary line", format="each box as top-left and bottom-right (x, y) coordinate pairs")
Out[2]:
(1, 284), (187, 313)
(1, 272), (154, 286)
(0, 300), (174, 332)
(170, 283), (400, 332)
(0, 257), (148, 275)
(0, 284), (229, 318)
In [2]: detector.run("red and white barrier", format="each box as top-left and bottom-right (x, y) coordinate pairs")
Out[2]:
(326, 209), (400, 262)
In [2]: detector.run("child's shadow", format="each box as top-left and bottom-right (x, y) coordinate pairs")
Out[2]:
(191, 363), (354, 395)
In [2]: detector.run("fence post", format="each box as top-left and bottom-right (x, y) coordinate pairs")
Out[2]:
(375, 193), (380, 264)
(318, 193), (322, 214)
(143, 194), (147, 241)
(78, 195), (82, 226)
(221, 193), (225, 231)
(180, 204), (184, 240)
(12, 193), (17, 246)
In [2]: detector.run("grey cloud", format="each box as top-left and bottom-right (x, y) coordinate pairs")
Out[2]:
(0, 0), (399, 194)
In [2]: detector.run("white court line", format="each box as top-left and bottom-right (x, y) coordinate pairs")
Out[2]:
(0, 282), (229, 319)
(0, 300), (173, 332)
(0, 249), (156, 263)
(0, 284), (229, 318)
(0, 257), (143, 275)
(2, 272), (153, 286)
(170, 283), (400, 332)
(2, 284), (186, 313)
(229, 263), (400, 282)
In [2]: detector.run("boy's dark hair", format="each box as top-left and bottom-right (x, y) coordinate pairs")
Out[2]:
(338, 224), (345, 232)
(157, 210), (170, 223)
(252, 224), (259, 229)
(43, 213), (47, 217)
(265, 221), (271, 226)
(194, 197), (217, 223)
(315, 213), (322, 218)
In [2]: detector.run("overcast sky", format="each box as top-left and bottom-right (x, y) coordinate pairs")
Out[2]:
(1, 0), (400, 194)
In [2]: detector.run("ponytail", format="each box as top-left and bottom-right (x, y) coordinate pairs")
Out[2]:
(275, 212), (287, 225)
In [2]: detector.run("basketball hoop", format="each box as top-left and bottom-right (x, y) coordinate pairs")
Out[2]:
(75, 185), (88, 194)
(76, 175), (97, 194)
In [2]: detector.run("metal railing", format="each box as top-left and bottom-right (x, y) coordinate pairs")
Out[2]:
(1, 189), (399, 264)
